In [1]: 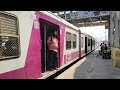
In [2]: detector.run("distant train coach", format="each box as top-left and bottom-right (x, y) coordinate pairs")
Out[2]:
(0, 11), (100, 79)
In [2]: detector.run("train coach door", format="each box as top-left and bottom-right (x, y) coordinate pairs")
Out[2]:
(85, 37), (87, 53)
(79, 30), (81, 58)
(39, 19), (60, 74)
(39, 20), (47, 73)
(91, 39), (92, 50)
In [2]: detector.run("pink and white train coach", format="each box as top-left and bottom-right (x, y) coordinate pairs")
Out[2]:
(0, 11), (100, 79)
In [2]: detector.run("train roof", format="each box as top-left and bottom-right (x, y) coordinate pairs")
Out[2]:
(39, 11), (79, 31)
(80, 29), (88, 35)
(39, 11), (95, 39)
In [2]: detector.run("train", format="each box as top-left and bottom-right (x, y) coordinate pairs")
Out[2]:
(0, 11), (100, 79)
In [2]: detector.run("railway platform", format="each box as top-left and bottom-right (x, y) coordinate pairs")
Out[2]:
(55, 49), (120, 79)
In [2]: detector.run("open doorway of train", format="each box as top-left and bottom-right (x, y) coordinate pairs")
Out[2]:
(39, 19), (59, 74)
(85, 37), (87, 53)
(91, 39), (92, 50)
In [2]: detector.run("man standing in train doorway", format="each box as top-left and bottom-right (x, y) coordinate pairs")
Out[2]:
(47, 30), (59, 70)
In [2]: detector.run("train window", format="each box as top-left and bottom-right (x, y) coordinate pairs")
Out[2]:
(73, 34), (77, 49)
(81, 37), (84, 48)
(0, 12), (20, 60)
(66, 32), (71, 50)
(88, 39), (91, 46)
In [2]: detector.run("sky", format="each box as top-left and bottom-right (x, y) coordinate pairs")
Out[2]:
(79, 25), (108, 41)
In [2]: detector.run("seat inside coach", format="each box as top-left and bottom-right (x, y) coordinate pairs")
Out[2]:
(40, 19), (59, 73)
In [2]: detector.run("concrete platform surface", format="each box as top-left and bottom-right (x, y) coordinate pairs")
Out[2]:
(55, 49), (120, 79)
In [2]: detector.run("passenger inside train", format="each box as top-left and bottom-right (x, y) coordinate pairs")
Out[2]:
(47, 30), (59, 71)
